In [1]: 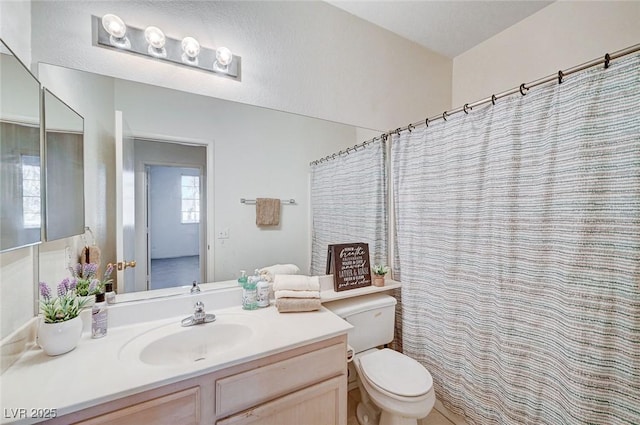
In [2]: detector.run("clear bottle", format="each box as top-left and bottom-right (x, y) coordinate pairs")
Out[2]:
(256, 275), (270, 308)
(105, 283), (116, 305)
(91, 292), (108, 338)
(237, 270), (248, 287)
(242, 271), (258, 310)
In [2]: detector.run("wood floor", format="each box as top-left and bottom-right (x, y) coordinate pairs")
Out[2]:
(347, 388), (454, 425)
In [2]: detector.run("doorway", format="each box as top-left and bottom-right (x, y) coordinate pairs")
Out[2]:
(147, 165), (202, 289)
(132, 138), (207, 291)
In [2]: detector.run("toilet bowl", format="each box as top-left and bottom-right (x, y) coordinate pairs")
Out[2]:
(323, 294), (436, 425)
(354, 348), (435, 425)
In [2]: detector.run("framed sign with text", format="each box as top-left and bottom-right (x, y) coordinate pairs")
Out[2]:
(326, 242), (372, 292)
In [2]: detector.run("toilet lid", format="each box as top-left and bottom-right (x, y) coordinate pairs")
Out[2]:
(359, 349), (433, 397)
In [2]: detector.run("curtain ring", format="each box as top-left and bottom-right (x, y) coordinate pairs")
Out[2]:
(604, 53), (611, 69)
(558, 70), (564, 84)
(408, 123), (415, 133)
(383, 134), (388, 142)
(395, 128), (401, 136)
(425, 118), (429, 127)
(491, 94), (497, 106)
(353, 144), (358, 151)
(519, 83), (528, 96)
(442, 111), (448, 121)
(463, 103), (471, 114)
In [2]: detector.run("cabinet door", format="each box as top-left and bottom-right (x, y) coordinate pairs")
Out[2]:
(75, 387), (200, 425)
(216, 376), (346, 425)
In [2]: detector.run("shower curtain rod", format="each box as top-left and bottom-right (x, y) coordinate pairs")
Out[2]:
(310, 43), (640, 166)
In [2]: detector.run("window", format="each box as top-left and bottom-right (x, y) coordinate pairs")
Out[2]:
(181, 175), (200, 224)
(21, 155), (41, 228)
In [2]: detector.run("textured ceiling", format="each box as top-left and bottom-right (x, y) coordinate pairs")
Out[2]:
(327, 1), (554, 58)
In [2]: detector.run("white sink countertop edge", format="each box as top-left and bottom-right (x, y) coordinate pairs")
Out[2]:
(0, 303), (352, 425)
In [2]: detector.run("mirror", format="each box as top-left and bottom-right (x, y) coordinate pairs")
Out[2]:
(35, 62), (380, 299)
(43, 88), (85, 241)
(0, 40), (42, 252)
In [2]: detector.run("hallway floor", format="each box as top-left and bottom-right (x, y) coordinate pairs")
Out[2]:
(348, 388), (454, 425)
(150, 255), (200, 290)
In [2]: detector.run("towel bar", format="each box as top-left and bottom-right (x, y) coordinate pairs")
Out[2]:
(240, 198), (296, 205)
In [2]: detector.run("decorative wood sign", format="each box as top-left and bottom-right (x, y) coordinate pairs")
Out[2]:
(326, 243), (372, 292)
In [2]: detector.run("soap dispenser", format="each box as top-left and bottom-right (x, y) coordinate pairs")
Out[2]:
(242, 270), (258, 310)
(256, 274), (270, 308)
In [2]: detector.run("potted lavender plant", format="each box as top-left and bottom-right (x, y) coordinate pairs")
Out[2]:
(37, 279), (89, 356)
(69, 263), (113, 305)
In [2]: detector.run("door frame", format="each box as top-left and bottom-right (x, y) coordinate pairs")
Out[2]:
(131, 132), (215, 289)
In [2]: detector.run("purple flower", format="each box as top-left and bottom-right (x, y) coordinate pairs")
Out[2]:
(39, 282), (52, 300)
(68, 278), (77, 291)
(57, 281), (68, 297)
(83, 263), (98, 278)
(104, 263), (114, 279)
(74, 263), (83, 277)
(88, 279), (99, 293)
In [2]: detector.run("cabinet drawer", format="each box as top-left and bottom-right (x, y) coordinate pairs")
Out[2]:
(216, 342), (345, 417)
(216, 376), (346, 425)
(75, 387), (200, 425)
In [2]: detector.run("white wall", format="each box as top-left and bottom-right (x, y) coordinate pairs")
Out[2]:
(0, 0), (31, 66)
(29, 0), (452, 131)
(452, 1), (640, 106)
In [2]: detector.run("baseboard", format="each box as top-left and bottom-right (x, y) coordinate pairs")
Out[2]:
(0, 317), (38, 374)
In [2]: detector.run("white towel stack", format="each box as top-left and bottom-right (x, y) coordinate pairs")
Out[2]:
(273, 275), (321, 313)
(259, 264), (301, 283)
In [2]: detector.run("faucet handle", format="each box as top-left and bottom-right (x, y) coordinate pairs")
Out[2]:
(191, 281), (201, 294)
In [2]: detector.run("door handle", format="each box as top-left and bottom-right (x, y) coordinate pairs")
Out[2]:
(116, 260), (136, 271)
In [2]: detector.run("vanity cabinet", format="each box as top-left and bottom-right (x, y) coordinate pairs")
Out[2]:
(49, 335), (347, 425)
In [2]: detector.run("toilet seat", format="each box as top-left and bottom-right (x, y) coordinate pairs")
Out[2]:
(358, 349), (433, 399)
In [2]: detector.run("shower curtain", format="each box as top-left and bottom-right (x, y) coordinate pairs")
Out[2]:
(310, 138), (387, 276)
(392, 53), (639, 424)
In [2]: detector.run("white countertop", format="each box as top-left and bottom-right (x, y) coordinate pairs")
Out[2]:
(0, 302), (352, 424)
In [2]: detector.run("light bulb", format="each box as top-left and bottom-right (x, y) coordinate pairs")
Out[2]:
(181, 37), (201, 65)
(101, 14), (126, 39)
(182, 37), (200, 58)
(144, 26), (167, 58)
(144, 26), (166, 49)
(216, 47), (233, 67)
(101, 14), (130, 49)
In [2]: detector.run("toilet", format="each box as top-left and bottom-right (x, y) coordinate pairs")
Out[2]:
(325, 293), (435, 425)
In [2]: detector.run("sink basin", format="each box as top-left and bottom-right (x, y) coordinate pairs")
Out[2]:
(119, 314), (257, 366)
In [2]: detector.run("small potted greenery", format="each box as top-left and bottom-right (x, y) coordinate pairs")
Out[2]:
(69, 262), (113, 304)
(38, 279), (90, 356)
(372, 264), (390, 287)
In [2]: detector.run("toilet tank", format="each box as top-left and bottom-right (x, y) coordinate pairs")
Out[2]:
(324, 293), (397, 353)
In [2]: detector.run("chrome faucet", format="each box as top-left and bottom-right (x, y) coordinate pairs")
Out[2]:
(181, 301), (216, 327)
(190, 280), (201, 294)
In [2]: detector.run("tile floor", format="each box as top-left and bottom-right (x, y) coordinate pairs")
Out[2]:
(347, 388), (454, 425)
(150, 255), (200, 289)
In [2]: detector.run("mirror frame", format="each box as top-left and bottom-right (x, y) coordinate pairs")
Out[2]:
(42, 88), (85, 242)
(0, 38), (43, 253)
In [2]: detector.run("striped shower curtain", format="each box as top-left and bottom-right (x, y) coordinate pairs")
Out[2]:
(310, 139), (387, 275)
(392, 53), (639, 424)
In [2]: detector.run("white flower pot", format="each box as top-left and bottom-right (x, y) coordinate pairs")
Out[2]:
(37, 316), (83, 356)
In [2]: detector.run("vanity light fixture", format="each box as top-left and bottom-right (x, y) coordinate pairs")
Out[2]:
(93, 14), (241, 80)
(144, 26), (167, 58)
(101, 14), (130, 49)
(181, 36), (201, 66)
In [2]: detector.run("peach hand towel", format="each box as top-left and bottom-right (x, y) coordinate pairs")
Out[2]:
(256, 198), (280, 226)
(276, 297), (322, 313)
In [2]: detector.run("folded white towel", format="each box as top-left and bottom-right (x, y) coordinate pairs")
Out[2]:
(274, 289), (320, 299)
(259, 264), (301, 282)
(273, 275), (320, 292)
